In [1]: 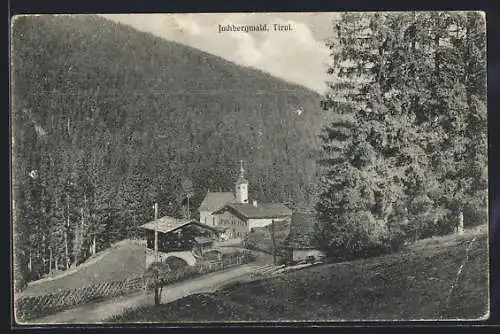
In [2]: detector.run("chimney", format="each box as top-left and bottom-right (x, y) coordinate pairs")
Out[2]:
(252, 200), (258, 207)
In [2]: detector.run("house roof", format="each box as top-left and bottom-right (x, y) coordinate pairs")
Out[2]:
(213, 202), (292, 220)
(193, 236), (213, 245)
(284, 212), (320, 249)
(198, 191), (236, 212)
(139, 216), (218, 234)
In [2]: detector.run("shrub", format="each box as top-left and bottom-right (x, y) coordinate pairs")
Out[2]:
(277, 257), (288, 266)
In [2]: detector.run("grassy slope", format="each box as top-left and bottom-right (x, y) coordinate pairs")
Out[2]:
(112, 227), (489, 322)
(20, 241), (146, 296)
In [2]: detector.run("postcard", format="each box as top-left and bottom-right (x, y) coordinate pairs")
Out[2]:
(10, 12), (489, 324)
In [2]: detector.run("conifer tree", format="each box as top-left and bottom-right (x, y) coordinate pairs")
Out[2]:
(317, 12), (487, 258)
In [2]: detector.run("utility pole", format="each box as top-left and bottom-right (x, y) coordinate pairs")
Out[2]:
(65, 194), (70, 270)
(181, 179), (194, 221)
(154, 202), (158, 262)
(271, 219), (277, 266)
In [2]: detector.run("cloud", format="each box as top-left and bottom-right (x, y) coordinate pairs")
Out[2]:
(99, 13), (338, 93)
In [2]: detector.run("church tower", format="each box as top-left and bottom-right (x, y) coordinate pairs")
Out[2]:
(235, 160), (249, 204)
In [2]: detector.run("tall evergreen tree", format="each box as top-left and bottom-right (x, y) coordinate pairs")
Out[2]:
(317, 12), (487, 258)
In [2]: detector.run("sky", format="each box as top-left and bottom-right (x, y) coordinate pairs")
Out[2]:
(99, 13), (341, 94)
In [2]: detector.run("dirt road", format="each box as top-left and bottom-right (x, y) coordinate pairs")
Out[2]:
(27, 262), (267, 324)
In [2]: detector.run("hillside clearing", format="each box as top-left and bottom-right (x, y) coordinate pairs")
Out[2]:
(20, 240), (146, 296)
(112, 226), (489, 322)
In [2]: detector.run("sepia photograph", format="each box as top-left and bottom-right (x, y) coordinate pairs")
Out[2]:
(10, 12), (488, 324)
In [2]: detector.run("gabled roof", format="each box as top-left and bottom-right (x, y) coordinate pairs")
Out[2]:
(213, 203), (292, 220)
(284, 212), (320, 249)
(193, 236), (213, 245)
(139, 216), (218, 234)
(198, 191), (235, 212)
(213, 226), (230, 232)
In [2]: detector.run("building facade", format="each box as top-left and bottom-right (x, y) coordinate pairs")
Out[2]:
(212, 202), (292, 239)
(198, 191), (236, 226)
(217, 209), (248, 238)
(140, 217), (221, 267)
(283, 212), (326, 263)
(197, 161), (292, 239)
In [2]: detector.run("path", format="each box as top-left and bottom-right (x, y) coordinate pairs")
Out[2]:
(28, 261), (274, 324)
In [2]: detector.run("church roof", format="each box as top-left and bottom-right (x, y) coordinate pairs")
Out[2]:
(198, 191), (236, 212)
(284, 212), (321, 249)
(213, 202), (292, 219)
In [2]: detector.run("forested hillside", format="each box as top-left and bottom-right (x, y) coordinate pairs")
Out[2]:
(11, 15), (334, 289)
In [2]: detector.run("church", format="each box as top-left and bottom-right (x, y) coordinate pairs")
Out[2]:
(197, 161), (292, 239)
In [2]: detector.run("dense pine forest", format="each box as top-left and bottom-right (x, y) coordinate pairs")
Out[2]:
(315, 12), (487, 260)
(11, 15), (335, 289)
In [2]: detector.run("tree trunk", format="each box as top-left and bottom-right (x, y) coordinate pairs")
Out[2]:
(457, 210), (464, 235)
(65, 231), (69, 270)
(41, 246), (47, 274)
(66, 195), (70, 270)
(271, 219), (277, 265)
(49, 247), (53, 275)
(28, 250), (32, 272)
(74, 229), (79, 266)
(154, 284), (161, 305)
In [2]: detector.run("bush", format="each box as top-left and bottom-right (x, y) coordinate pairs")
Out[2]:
(144, 262), (173, 289)
(277, 257), (288, 266)
(463, 202), (488, 227)
(202, 250), (223, 261)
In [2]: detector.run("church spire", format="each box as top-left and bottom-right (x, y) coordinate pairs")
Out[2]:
(240, 160), (245, 178)
(235, 160), (248, 203)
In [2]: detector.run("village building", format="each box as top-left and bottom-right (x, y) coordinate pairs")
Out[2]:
(212, 202), (292, 239)
(198, 161), (292, 239)
(283, 212), (326, 263)
(139, 216), (222, 267)
(198, 191), (235, 226)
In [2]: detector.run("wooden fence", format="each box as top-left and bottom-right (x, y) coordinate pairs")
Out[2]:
(15, 276), (145, 322)
(148, 251), (255, 288)
(15, 251), (255, 322)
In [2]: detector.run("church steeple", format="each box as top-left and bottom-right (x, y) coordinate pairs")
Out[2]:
(235, 160), (248, 203)
(239, 160), (245, 178)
